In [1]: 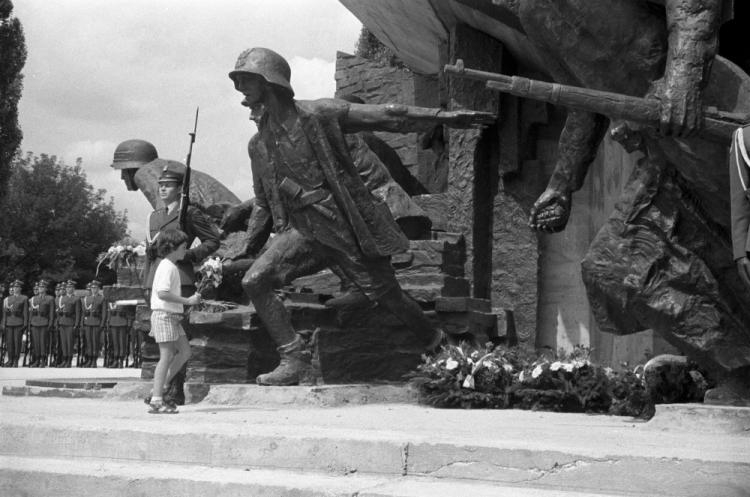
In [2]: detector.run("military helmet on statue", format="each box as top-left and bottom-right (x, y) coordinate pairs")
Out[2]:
(110, 139), (158, 170)
(228, 47), (294, 96)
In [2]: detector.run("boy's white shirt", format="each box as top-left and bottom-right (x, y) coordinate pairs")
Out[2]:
(150, 258), (183, 313)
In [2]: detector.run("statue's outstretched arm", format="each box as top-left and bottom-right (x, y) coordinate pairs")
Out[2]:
(343, 103), (495, 134)
(529, 110), (610, 233)
(653, 0), (721, 137)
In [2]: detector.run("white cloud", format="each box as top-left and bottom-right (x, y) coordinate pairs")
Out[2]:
(290, 57), (337, 100)
(13, 0), (362, 237)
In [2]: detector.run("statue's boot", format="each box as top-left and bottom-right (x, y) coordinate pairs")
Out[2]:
(256, 336), (310, 386)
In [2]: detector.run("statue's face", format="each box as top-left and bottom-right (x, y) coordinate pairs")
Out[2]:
(159, 181), (181, 205)
(234, 73), (266, 107)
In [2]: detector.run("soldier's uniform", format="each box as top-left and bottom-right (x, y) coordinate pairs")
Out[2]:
(28, 280), (54, 367)
(0, 283), (6, 365)
(81, 280), (107, 367)
(107, 301), (130, 368)
(145, 162), (221, 296)
(56, 280), (80, 368)
(2, 280), (28, 367)
(730, 125), (750, 262)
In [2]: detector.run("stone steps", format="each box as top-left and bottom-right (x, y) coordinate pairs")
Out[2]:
(0, 455), (635, 497)
(1, 395), (748, 497)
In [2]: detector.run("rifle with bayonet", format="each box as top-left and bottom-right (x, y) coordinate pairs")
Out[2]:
(179, 107), (199, 231)
(444, 60), (749, 145)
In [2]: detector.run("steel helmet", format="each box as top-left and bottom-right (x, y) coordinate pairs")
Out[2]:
(228, 47), (294, 96)
(111, 139), (158, 170)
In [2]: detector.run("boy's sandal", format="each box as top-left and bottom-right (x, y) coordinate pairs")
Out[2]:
(148, 401), (178, 414)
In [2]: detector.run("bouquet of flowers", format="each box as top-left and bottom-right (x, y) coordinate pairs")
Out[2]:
(195, 256), (223, 295)
(193, 257), (237, 313)
(96, 239), (147, 273)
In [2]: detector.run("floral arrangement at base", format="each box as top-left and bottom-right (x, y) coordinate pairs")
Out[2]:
(408, 343), (654, 418)
(96, 239), (147, 285)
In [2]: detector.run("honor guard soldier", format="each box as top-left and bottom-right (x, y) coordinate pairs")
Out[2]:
(2, 280), (27, 367)
(29, 279), (54, 367)
(107, 299), (130, 368)
(81, 280), (107, 367)
(0, 281), (6, 365)
(50, 282), (64, 366)
(56, 280), (81, 368)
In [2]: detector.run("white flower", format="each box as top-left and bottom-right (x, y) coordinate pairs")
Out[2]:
(462, 375), (475, 390)
(134, 245), (146, 257)
(107, 246), (116, 254)
(550, 361), (563, 371)
(503, 364), (514, 373)
(519, 371), (526, 382)
(470, 351), (479, 360)
(531, 364), (544, 378)
(563, 363), (575, 373)
(573, 359), (589, 369)
(445, 358), (459, 371)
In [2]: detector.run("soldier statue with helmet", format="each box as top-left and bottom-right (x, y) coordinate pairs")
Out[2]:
(225, 47), (493, 386)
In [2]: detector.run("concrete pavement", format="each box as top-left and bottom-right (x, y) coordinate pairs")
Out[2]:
(0, 367), (748, 496)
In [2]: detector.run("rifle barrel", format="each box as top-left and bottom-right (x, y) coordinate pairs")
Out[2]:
(445, 60), (748, 145)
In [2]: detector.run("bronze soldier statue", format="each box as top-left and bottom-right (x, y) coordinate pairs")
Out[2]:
(227, 47), (493, 385)
(485, 0), (750, 402)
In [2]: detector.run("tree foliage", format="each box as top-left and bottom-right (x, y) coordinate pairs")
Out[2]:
(354, 26), (403, 68)
(0, 0), (27, 197)
(0, 152), (128, 285)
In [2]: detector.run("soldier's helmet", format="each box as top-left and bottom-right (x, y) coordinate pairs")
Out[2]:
(111, 139), (158, 170)
(228, 47), (294, 96)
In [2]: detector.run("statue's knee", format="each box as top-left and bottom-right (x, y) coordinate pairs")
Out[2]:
(242, 271), (268, 296)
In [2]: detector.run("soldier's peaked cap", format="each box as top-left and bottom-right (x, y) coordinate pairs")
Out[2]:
(157, 161), (186, 184)
(89, 279), (101, 288)
(37, 279), (49, 289)
(111, 139), (159, 170)
(10, 279), (22, 288)
(66, 279), (77, 287)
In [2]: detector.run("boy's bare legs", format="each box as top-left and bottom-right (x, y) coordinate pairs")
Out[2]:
(153, 341), (177, 402)
(164, 334), (191, 388)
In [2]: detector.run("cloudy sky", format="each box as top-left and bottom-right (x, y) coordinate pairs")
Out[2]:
(13, 0), (362, 237)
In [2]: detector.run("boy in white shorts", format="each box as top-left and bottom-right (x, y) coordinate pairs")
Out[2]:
(147, 229), (201, 413)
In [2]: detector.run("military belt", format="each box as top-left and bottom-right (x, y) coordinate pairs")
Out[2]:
(279, 177), (335, 220)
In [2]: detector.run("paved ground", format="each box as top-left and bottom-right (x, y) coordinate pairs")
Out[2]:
(0, 363), (140, 387)
(1, 367), (749, 496)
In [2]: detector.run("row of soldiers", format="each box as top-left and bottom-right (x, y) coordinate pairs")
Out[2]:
(0, 278), (142, 368)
